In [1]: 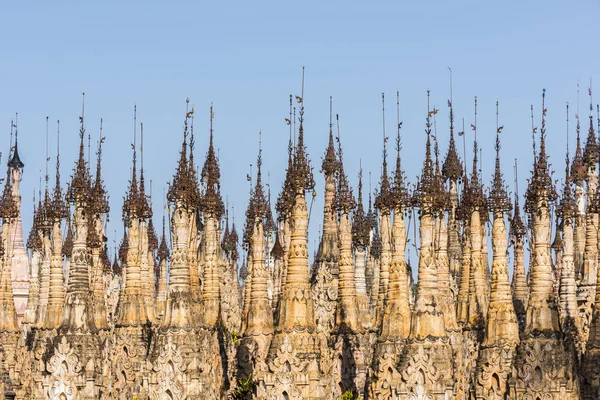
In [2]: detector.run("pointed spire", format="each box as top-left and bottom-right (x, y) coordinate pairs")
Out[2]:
(509, 162), (526, 240)
(123, 106), (141, 221)
(525, 89), (557, 214)
(244, 132), (268, 248)
(467, 96), (486, 214)
(559, 104), (576, 221)
(290, 74), (315, 194)
(223, 208), (231, 251)
(571, 111), (586, 184)
(412, 90), (443, 213)
(147, 215), (159, 252)
(583, 84), (598, 168)
(0, 166), (17, 219)
(138, 122), (151, 218)
(158, 215), (170, 262)
(117, 223), (128, 274)
(112, 252), (120, 276)
(68, 93), (92, 204)
(89, 119), (109, 216)
(167, 100), (200, 210)
(200, 102), (225, 218)
(26, 198), (42, 251)
(321, 96), (338, 177)
(62, 213), (73, 258)
(442, 89), (463, 182)
(392, 91), (410, 209)
(49, 120), (68, 221)
(264, 177), (277, 233)
(229, 216), (239, 264)
(488, 101), (511, 214)
(276, 95), (296, 218)
(352, 165), (370, 248)
(7, 116), (24, 170)
(375, 93), (393, 211)
(334, 115), (355, 214)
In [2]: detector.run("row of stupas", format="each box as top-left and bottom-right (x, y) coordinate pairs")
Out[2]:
(3, 81), (600, 399)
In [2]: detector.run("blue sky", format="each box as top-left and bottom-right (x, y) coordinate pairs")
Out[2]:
(1, 0), (599, 267)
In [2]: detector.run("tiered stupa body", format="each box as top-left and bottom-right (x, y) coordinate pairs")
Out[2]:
(259, 95), (332, 399)
(475, 109), (519, 398)
(394, 104), (455, 399)
(311, 115), (339, 336)
(6, 133), (29, 325)
(512, 93), (580, 398)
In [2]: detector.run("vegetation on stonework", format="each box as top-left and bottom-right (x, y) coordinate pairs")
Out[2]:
(231, 374), (256, 400)
(341, 390), (359, 400)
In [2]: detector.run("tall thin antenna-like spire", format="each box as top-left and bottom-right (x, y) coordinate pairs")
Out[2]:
(567, 103), (570, 155)
(531, 105), (537, 165)
(141, 120), (144, 174)
(133, 104), (137, 180)
(448, 66), (453, 103)
(45, 116), (49, 189)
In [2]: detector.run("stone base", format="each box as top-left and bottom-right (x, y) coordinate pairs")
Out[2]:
(511, 336), (579, 399)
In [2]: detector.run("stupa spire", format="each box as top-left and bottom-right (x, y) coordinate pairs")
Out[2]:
(482, 100), (517, 346)
(333, 114), (359, 332)
(242, 131), (273, 335)
(380, 91), (411, 340)
(409, 91), (446, 339)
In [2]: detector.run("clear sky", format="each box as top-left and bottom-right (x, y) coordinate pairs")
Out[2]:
(1, 0), (599, 268)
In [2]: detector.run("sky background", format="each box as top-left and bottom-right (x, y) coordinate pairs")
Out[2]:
(1, 0), (599, 273)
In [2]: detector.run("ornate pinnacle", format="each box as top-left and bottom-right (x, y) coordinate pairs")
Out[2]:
(158, 216), (170, 262)
(334, 134), (355, 214)
(0, 168), (18, 219)
(112, 253), (121, 276)
(200, 104), (225, 219)
(7, 120), (24, 170)
(101, 245), (112, 274)
(49, 124), (68, 221)
(244, 136), (269, 247)
(276, 135), (295, 218)
(276, 96), (296, 219)
(118, 223), (128, 269)
(375, 94), (393, 211)
(167, 104), (201, 211)
(222, 211), (231, 251)
(558, 152), (576, 221)
(26, 203), (42, 251)
(321, 97), (338, 177)
(264, 184), (277, 233)
(467, 104), (487, 214)
(509, 192), (526, 239)
(86, 214), (101, 248)
(366, 180), (377, 230)
(525, 90), (557, 214)
(137, 126), (152, 219)
(412, 92), (444, 214)
(122, 136), (141, 222)
(457, 175), (471, 222)
(352, 167), (370, 248)
(570, 115), (586, 184)
(62, 213), (73, 258)
(290, 95), (315, 194)
(271, 232), (284, 259)
(583, 88), (598, 168)
(68, 96), (92, 205)
(488, 101), (511, 214)
(228, 221), (239, 263)
(442, 100), (463, 182)
(392, 120), (410, 209)
(147, 216), (159, 252)
(89, 121), (109, 217)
